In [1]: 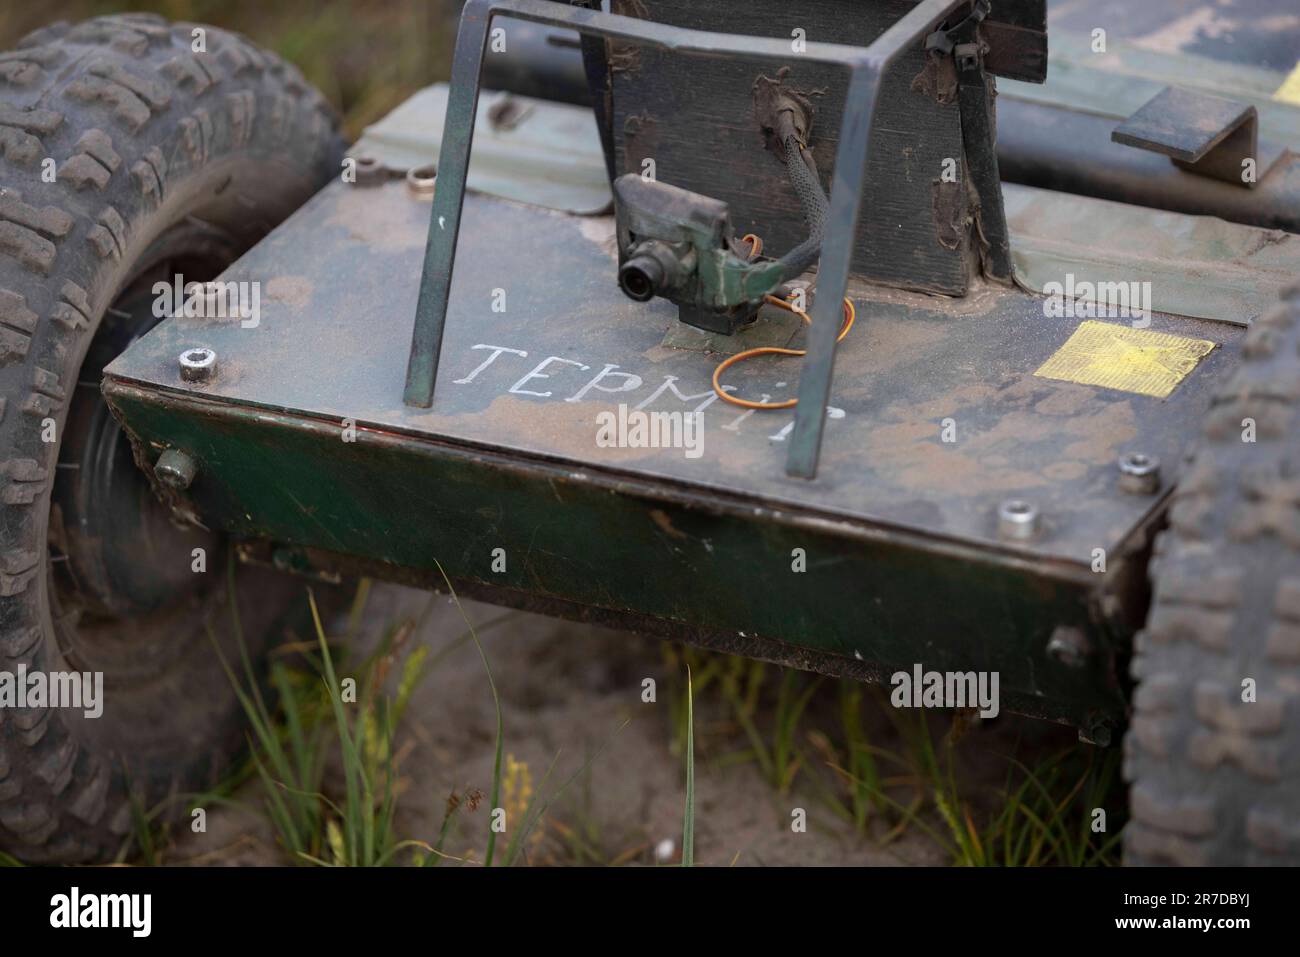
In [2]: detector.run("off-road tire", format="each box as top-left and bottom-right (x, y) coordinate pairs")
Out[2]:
(1125, 280), (1300, 865)
(0, 14), (342, 862)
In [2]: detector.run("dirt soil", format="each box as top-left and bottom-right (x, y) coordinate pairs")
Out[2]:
(168, 583), (1076, 867)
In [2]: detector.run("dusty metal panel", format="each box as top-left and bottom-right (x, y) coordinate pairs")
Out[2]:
(396, 0), (969, 479)
(1114, 86), (1262, 164)
(103, 177), (1242, 568)
(608, 0), (975, 296)
(1004, 184), (1298, 324)
(348, 84), (612, 215)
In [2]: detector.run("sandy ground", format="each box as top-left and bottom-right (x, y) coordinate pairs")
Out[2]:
(167, 583), (1077, 867)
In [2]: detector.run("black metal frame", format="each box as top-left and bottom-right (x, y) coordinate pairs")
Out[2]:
(403, 0), (968, 478)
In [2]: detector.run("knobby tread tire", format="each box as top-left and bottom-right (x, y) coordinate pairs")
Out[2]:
(1125, 279), (1300, 866)
(0, 13), (342, 862)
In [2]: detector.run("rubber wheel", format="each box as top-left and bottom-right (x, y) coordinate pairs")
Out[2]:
(1125, 280), (1300, 865)
(0, 14), (343, 862)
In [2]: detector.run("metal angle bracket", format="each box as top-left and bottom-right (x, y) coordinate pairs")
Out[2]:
(402, 0), (969, 480)
(1112, 85), (1285, 189)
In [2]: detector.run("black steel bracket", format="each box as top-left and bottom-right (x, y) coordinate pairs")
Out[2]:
(404, 0), (969, 480)
(924, 0), (1013, 282)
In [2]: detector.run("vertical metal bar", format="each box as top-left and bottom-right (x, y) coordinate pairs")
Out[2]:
(785, 0), (960, 478)
(403, 0), (493, 407)
(784, 59), (880, 479)
(571, 0), (618, 184)
(956, 49), (1012, 280)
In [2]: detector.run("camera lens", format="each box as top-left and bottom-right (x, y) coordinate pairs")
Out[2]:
(619, 255), (664, 302)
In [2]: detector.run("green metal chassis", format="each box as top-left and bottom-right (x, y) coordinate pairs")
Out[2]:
(100, 171), (1250, 734)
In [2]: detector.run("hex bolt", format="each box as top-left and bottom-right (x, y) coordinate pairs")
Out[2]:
(406, 163), (437, 198)
(155, 449), (197, 490)
(1118, 452), (1160, 494)
(1046, 625), (1091, 668)
(997, 499), (1040, 541)
(178, 347), (217, 382)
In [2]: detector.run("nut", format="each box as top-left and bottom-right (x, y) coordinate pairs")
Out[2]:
(406, 163), (437, 198)
(154, 449), (197, 490)
(1118, 452), (1160, 494)
(178, 347), (217, 382)
(351, 154), (386, 185)
(997, 499), (1040, 541)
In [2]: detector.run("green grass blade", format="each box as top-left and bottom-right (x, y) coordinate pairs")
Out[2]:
(433, 559), (504, 867)
(307, 589), (365, 865)
(682, 665), (695, 867)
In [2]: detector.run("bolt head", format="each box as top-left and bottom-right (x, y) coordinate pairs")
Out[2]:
(997, 499), (1040, 541)
(1118, 452), (1160, 493)
(155, 448), (196, 490)
(1047, 626), (1091, 667)
(179, 347), (217, 382)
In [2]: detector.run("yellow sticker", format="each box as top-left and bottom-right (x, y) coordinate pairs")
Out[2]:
(1034, 320), (1216, 398)
(1276, 61), (1300, 106)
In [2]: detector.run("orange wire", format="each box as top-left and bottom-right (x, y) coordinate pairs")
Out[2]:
(711, 294), (855, 410)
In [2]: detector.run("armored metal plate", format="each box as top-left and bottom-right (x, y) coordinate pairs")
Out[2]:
(104, 178), (1244, 568)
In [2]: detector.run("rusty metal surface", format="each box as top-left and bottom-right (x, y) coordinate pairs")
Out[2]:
(103, 176), (1244, 569)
